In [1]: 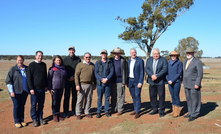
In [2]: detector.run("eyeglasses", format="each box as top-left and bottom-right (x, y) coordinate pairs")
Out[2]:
(85, 57), (91, 59)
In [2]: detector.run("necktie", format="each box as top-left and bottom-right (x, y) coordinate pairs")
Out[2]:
(185, 60), (191, 70)
(153, 60), (157, 74)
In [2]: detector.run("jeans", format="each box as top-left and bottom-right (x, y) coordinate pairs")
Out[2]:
(30, 89), (45, 121)
(97, 84), (111, 113)
(11, 91), (28, 123)
(63, 82), (77, 114)
(52, 89), (64, 115)
(168, 82), (181, 106)
(129, 78), (142, 113)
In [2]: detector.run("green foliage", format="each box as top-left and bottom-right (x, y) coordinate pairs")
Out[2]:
(174, 37), (203, 62)
(161, 50), (170, 61)
(117, 0), (194, 59)
(7, 56), (12, 61)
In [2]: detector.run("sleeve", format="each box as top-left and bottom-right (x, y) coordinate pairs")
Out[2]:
(27, 63), (34, 90)
(5, 67), (14, 93)
(138, 59), (144, 84)
(47, 68), (53, 90)
(94, 61), (102, 81)
(145, 58), (153, 77)
(106, 62), (114, 80)
(195, 60), (203, 87)
(45, 63), (48, 88)
(74, 64), (81, 86)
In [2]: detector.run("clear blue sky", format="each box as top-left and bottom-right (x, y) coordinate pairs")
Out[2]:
(0, 0), (220, 57)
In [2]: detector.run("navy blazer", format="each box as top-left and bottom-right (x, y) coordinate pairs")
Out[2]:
(145, 56), (168, 85)
(128, 57), (144, 85)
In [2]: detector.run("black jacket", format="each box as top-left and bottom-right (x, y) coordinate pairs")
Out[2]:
(63, 55), (81, 80)
(110, 56), (128, 85)
(6, 64), (29, 93)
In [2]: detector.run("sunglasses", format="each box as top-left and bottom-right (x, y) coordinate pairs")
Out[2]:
(85, 57), (91, 59)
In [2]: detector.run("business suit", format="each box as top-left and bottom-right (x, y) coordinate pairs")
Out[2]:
(128, 57), (144, 114)
(146, 56), (168, 114)
(183, 57), (203, 118)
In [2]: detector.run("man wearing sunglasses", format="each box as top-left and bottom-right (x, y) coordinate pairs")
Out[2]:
(75, 52), (96, 120)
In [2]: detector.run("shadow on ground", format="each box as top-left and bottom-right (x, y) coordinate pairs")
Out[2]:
(0, 89), (3, 92)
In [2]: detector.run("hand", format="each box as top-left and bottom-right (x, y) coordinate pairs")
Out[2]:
(168, 80), (172, 85)
(195, 85), (199, 89)
(10, 92), (15, 97)
(137, 83), (142, 88)
(122, 84), (125, 87)
(30, 89), (35, 95)
(93, 85), (96, 90)
(101, 78), (108, 84)
(50, 90), (55, 95)
(182, 83), (184, 87)
(151, 74), (157, 81)
(69, 76), (75, 81)
(45, 87), (48, 92)
(76, 85), (81, 91)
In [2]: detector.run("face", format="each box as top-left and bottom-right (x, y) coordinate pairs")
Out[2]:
(101, 53), (107, 59)
(170, 55), (177, 61)
(68, 49), (75, 57)
(54, 58), (61, 65)
(17, 57), (24, 67)
(153, 50), (160, 60)
(35, 52), (43, 62)
(186, 52), (194, 59)
(130, 49), (137, 59)
(84, 54), (91, 63)
(114, 53), (120, 59)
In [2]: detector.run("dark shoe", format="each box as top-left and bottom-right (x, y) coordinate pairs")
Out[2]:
(76, 115), (81, 120)
(86, 114), (92, 118)
(105, 113), (111, 117)
(58, 113), (64, 121)
(33, 120), (38, 127)
(40, 119), (46, 125)
(159, 113), (165, 118)
(188, 116), (197, 122)
(96, 113), (101, 118)
(149, 110), (158, 115)
(130, 111), (136, 115)
(72, 111), (76, 116)
(117, 112), (122, 116)
(134, 113), (140, 119)
(184, 114), (190, 118)
(53, 115), (59, 122)
(63, 113), (68, 118)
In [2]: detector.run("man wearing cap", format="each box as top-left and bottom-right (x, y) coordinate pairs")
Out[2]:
(110, 47), (128, 116)
(63, 46), (81, 118)
(95, 49), (114, 118)
(75, 52), (96, 120)
(146, 48), (168, 117)
(128, 48), (144, 119)
(183, 47), (203, 121)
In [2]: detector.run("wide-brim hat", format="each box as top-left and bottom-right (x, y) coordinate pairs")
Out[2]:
(186, 47), (194, 53)
(169, 51), (180, 56)
(100, 49), (108, 54)
(111, 47), (124, 54)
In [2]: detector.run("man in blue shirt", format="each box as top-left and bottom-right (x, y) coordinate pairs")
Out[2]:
(95, 49), (114, 118)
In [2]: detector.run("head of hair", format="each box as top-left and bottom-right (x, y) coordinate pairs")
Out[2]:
(17, 55), (24, 61)
(84, 52), (91, 57)
(153, 48), (160, 53)
(52, 55), (64, 67)
(36, 50), (43, 56)
(130, 48), (137, 53)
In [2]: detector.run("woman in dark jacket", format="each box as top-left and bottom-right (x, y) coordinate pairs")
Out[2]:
(6, 55), (29, 128)
(48, 55), (67, 122)
(166, 51), (183, 117)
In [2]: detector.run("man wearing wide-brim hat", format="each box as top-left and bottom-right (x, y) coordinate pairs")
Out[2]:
(109, 47), (127, 116)
(182, 47), (203, 122)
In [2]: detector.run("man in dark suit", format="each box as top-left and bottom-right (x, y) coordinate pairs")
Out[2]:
(146, 48), (168, 117)
(183, 47), (203, 121)
(128, 48), (144, 119)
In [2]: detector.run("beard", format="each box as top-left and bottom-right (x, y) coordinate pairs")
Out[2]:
(187, 55), (193, 59)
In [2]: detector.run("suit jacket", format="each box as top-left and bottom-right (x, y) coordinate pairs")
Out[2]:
(183, 57), (203, 89)
(128, 57), (144, 85)
(145, 56), (168, 85)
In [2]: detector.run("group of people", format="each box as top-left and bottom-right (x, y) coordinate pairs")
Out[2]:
(6, 46), (203, 128)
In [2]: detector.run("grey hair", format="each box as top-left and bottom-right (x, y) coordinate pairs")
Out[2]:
(130, 48), (137, 53)
(153, 48), (160, 53)
(84, 52), (91, 57)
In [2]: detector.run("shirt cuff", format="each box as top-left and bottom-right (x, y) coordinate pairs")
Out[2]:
(7, 84), (14, 93)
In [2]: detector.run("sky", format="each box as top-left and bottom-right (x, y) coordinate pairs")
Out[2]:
(0, 0), (220, 57)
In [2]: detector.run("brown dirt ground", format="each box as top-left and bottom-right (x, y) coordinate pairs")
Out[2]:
(0, 59), (221, 134)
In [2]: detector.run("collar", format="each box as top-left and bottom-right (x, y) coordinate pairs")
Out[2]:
(34, 60), (41, 63)
(83, 60), (92, 65)
(131, 57), (137, 61)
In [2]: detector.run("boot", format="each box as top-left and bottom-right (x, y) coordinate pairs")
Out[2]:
(173, 105), (178, 117)
(58, 113), (64, 121)
(170, 105), (175, 116)
(173, 106), (182, 118)
(53, 114), (59, 122)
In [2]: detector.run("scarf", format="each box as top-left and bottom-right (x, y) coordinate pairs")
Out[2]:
(53, 63), (67, 76)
